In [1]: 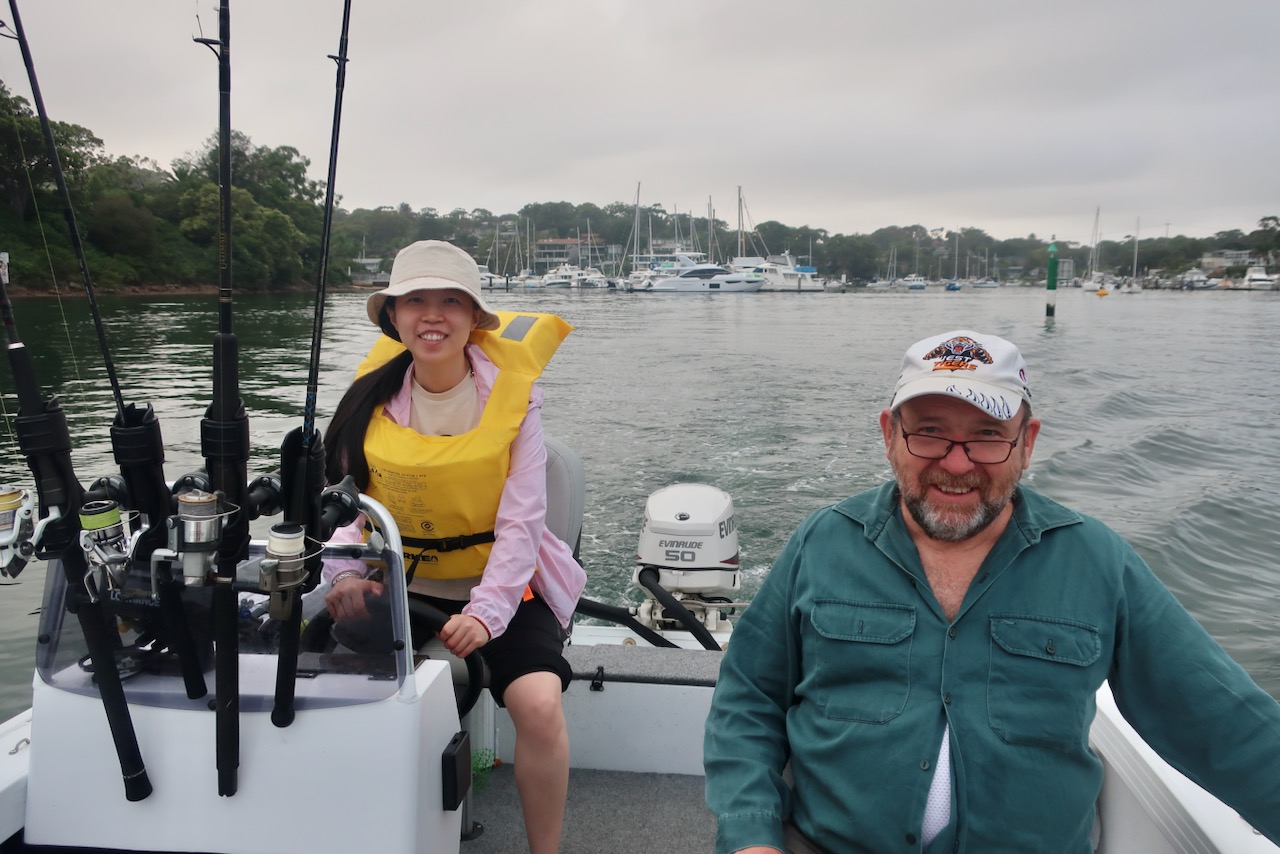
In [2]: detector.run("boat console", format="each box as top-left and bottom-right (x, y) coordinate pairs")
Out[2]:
(23, 498), (469, 854)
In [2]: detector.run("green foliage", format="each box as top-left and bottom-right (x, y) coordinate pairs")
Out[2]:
(471, 748), (495, 795)
(85, 192), (159, 258)
(0, 80), (106, 222)
(824, 233), (880, 279)
(177, 183), (308, 289)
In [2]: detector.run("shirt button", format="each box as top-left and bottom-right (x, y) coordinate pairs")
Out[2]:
(919, 759), (930, 770)
(947, 626), (957, 640)
(943, 692), (952, 705)
(906, 833), (918, 844)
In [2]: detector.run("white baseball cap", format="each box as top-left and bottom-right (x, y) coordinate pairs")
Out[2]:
(890, 330), (1031, 421)
(366, 240), (500, 338)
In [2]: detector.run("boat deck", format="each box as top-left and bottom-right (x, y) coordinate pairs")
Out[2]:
(466, 765), (714, 853)
(460, 638), (720, 853)
(458, 640), (721, 854)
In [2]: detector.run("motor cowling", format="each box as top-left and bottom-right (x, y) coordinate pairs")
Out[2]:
(634, 483), (740, 599)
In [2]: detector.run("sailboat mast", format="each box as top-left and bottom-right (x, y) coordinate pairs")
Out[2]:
(1087, 206), (1100, 280)
(631, 182), (641, 273)
(737, 186), (744, 259)
(707, 197), (713, 264)
(1132, 217), (1140, 281)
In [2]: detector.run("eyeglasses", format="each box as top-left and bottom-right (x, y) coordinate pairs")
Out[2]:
(899, 427), (1023, 464)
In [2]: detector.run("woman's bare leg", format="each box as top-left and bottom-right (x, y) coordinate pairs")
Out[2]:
(502, 671), (569, 853)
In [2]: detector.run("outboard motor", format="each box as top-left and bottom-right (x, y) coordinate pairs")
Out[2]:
(634, 483), (741, 634)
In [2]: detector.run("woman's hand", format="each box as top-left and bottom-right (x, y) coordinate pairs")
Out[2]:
(324, 576), (384, 621)
(438, 613), (490, 658)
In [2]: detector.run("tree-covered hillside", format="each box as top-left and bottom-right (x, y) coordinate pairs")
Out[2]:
(1, 81), (1276, 291)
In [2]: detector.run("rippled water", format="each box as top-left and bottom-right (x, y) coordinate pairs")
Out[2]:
(1, 285), (1277, 719)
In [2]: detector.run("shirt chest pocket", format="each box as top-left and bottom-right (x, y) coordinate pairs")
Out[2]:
(807, 600), (915, 723)
(987, 615), (1103, 752)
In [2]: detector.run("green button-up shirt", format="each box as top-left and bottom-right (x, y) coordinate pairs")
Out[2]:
(704, 483), (1280, 853)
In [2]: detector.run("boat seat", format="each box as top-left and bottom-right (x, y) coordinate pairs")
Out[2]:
(542, 436), (585, 560)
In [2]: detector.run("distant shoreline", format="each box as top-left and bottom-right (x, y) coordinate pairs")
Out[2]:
(4, 282), (366, 297)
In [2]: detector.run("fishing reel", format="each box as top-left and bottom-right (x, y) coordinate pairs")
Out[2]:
(250, 479), (361, 622)
(0, 483), (80, 579)
(0, 484), (38, 578)
(78, 498), (142, 597)
(145, 488), (228, 591)
(256, 523), (308, 620)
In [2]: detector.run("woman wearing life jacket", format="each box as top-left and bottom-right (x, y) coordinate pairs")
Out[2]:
(321, 239), (586, 854)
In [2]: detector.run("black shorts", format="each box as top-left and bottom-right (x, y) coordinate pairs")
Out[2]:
(414, 593), (571, 707)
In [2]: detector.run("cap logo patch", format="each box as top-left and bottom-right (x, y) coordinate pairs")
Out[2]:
(922, 336), (993, 372)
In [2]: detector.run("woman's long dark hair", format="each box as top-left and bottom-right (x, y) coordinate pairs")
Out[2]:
(323, 348), (413, 490)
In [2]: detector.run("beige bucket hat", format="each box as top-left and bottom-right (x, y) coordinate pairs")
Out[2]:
(366, 240), (501, 338)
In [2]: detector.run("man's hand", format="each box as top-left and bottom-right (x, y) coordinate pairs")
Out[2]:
(324, 576), (383, 621)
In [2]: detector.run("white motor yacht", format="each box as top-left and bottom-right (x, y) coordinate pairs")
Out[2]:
(730, 253), (823, 292)
(643, 258), (764, 293)
(537, 264), (609, 289)
(1179, 269), (1214, 289)
(1241, 266), (1278, 290)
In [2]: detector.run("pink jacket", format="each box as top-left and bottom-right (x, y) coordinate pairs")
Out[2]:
(323, 343), (587, 636)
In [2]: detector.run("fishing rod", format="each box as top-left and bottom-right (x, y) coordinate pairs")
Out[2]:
(195, 0), (249, 798)
(1, 0), (153, 802)
(271, 0), (355, 729)
(6, 0), (211, 701)
(0, 277), (153, 805)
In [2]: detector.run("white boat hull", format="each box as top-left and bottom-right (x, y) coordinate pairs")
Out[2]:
(1089, 683), (1275, 852)
(644, 279), (763, 293)
(21, 659), (461, 854)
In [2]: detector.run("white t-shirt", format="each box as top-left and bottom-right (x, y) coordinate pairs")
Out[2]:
(407, 370), (480, 437)
(922, 724), (953, 846)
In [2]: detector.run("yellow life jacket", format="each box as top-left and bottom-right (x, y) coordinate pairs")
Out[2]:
(359, 312), (571, 580)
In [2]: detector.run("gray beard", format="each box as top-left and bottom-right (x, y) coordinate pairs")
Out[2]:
(902, 491), (1008, 541)
(891, 455), (1022, 542)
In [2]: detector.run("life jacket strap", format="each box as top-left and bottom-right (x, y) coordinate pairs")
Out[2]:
(401, 531), (497, 553)
(383, 529), (498, 584)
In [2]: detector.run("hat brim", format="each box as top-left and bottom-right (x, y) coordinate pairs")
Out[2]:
(891, 377), (1027, 421)
(366, 279), (501, 336)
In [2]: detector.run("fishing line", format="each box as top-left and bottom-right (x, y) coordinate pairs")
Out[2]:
(0, 0), (154, 802)
(270, 0), (353, 732)
(299, 0), (351, 444)
(0, 30), (79, 450)
(192, 0), (207, 42)
(8, 24), (134, 421)
(0, 22), (85, 388)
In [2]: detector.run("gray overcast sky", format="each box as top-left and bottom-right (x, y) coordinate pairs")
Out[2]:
(4, 0), (1277, 245)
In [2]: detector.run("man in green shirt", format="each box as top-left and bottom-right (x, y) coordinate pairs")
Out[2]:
(704, 330), (1280, 853)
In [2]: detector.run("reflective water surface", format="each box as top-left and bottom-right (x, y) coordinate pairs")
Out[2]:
(2, 285), (1277, 719)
